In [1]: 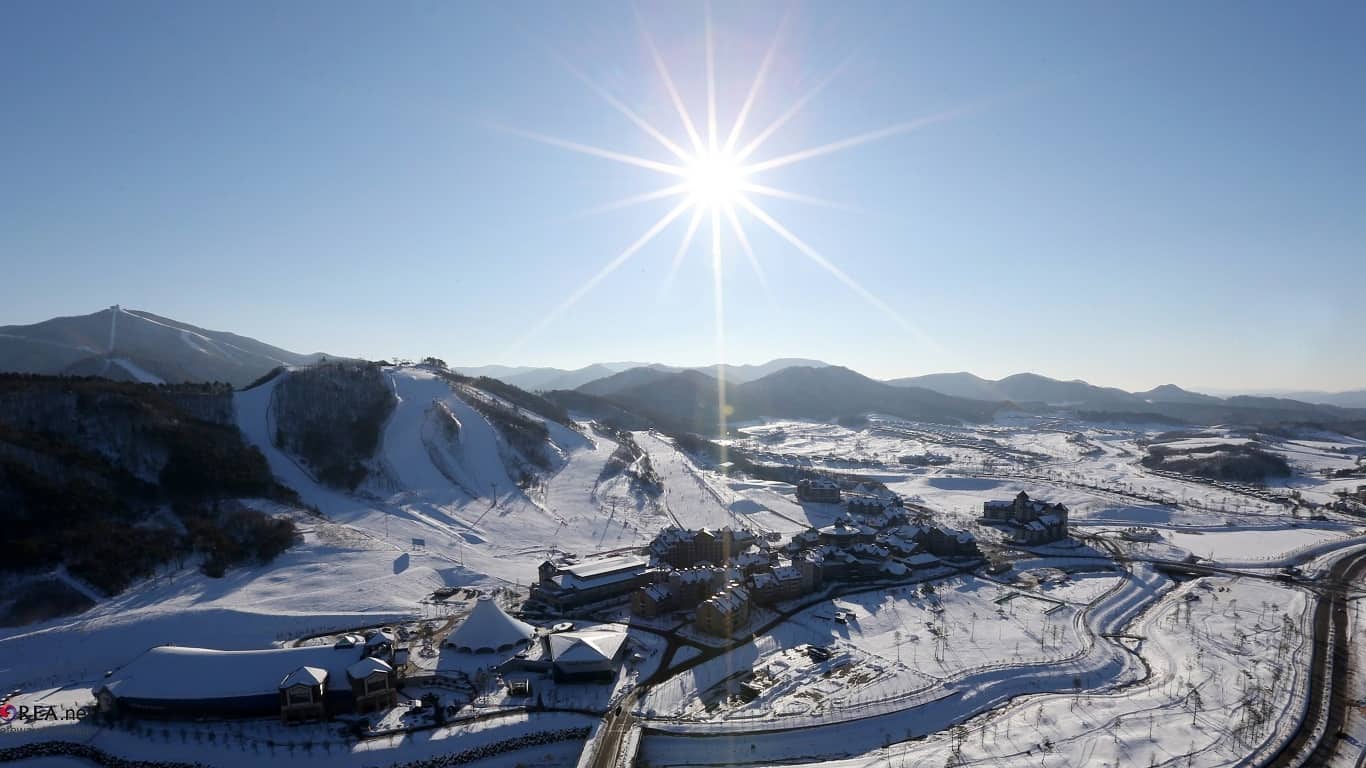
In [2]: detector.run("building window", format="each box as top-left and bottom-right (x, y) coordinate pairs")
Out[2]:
(287, 687), (313, 705)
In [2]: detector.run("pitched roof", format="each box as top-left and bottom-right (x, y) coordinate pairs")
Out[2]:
(703, 587), (750, 615)
(346, 657), (393, 679)
(640, 584), (672, 602)
(280, 666), (328, 689)
(546, 628), (628, 665)
(446, 596), (535, 652)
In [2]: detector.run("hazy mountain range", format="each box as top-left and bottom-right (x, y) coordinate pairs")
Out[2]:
(885, 371), (1366, 411)
(0, 307), (328, 388)
(457, 358), (828, 391)
(1, 309), (1362, 427)
(558, 365), (1366, 434)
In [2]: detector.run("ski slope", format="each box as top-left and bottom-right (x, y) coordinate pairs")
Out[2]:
(233, 366), (666, 584)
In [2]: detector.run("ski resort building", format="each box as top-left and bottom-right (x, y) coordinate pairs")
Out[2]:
(846, 495), (905, 517)
(749, 560), (817, 605)
(796, 478), (841, 503)
(630, 567), (725, 618)
(346, 657), (398, 714)
(649, 526), (757, 568)
(278, 666), (328, 724)
(631, 583), (673, 618)
(445, 596), (535, 654)
(532, 555), (653, 610)
(695, 585), (752, 637)
(543, 627), (628, 682)
(817, 520), (876, 547)
(981, 491), (1070, 544)
(95, 633), (399, 722)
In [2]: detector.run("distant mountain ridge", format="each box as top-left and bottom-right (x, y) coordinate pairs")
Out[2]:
(0, 307), (329, 388)
(887, 371), (1137, 407)
(1257, 389), (1366, 409)
(4, 308), (1361, 427)
(464, 357), (829, 392)
(1133, 384), (1222, 404)
(886, 371), (1365, 428)
(567, 365), (1003, 434)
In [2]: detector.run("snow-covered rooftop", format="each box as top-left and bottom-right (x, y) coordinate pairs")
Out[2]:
(280, 666), (327, 689)
(103, 644), (365, 701)
(560, 555), (648, 579)
(346, 656), (392, 679)
(446, 596), (534, 653)
(546, 628), (627, 666)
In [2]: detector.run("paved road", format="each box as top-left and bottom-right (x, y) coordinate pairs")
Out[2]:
(588, 691), (641, 768)
(1264, 546), (1366, 767)
(592, 537), (1366, 767)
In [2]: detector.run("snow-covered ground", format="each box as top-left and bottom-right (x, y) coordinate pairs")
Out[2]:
(1, 700), (593, 768)
(7, 384), (1364, 767)
(641, 573), (1102, 724)
(642, 575), (1313, 767)
(234, 367), (668, 587)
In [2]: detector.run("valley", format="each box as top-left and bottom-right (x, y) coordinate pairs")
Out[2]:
(3, 360), (1365, 768)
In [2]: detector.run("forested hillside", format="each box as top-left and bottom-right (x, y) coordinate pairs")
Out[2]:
(0, 376), (299, 618)
(271, 361), (395, 489)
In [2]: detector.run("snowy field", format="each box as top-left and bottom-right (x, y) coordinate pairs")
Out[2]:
(5, 374), (1365, 768)
(0, 702), (593, 768)
(641, 573), (1097, 724)
(642, 575), (1313, 767)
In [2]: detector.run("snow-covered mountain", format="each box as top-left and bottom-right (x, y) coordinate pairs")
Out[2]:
(233, 364), (676, 586)
(0, 307), (329, 387)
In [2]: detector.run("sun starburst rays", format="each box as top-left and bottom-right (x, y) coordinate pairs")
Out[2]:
(506, 7), (956, 392)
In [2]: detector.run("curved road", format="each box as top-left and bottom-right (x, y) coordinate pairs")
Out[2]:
(1264, 545), (1366, 767)
(588, 538), (1366, 768)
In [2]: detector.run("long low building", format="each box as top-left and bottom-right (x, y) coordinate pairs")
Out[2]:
(96, 640), (398, 722)
(532, 555), (653, 609)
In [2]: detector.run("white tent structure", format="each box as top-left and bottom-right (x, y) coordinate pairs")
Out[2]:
(445, 596), (535, 654)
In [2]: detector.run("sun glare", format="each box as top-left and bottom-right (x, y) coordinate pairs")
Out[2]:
(507, 3), (961, 400)
(684, 148), (748, 209)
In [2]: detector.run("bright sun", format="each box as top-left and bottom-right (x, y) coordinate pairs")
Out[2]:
(507, 4), (956, 375)
(684, 148), (748, 209)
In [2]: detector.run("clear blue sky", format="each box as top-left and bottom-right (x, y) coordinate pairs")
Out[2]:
(3, 1), (1363, 391)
